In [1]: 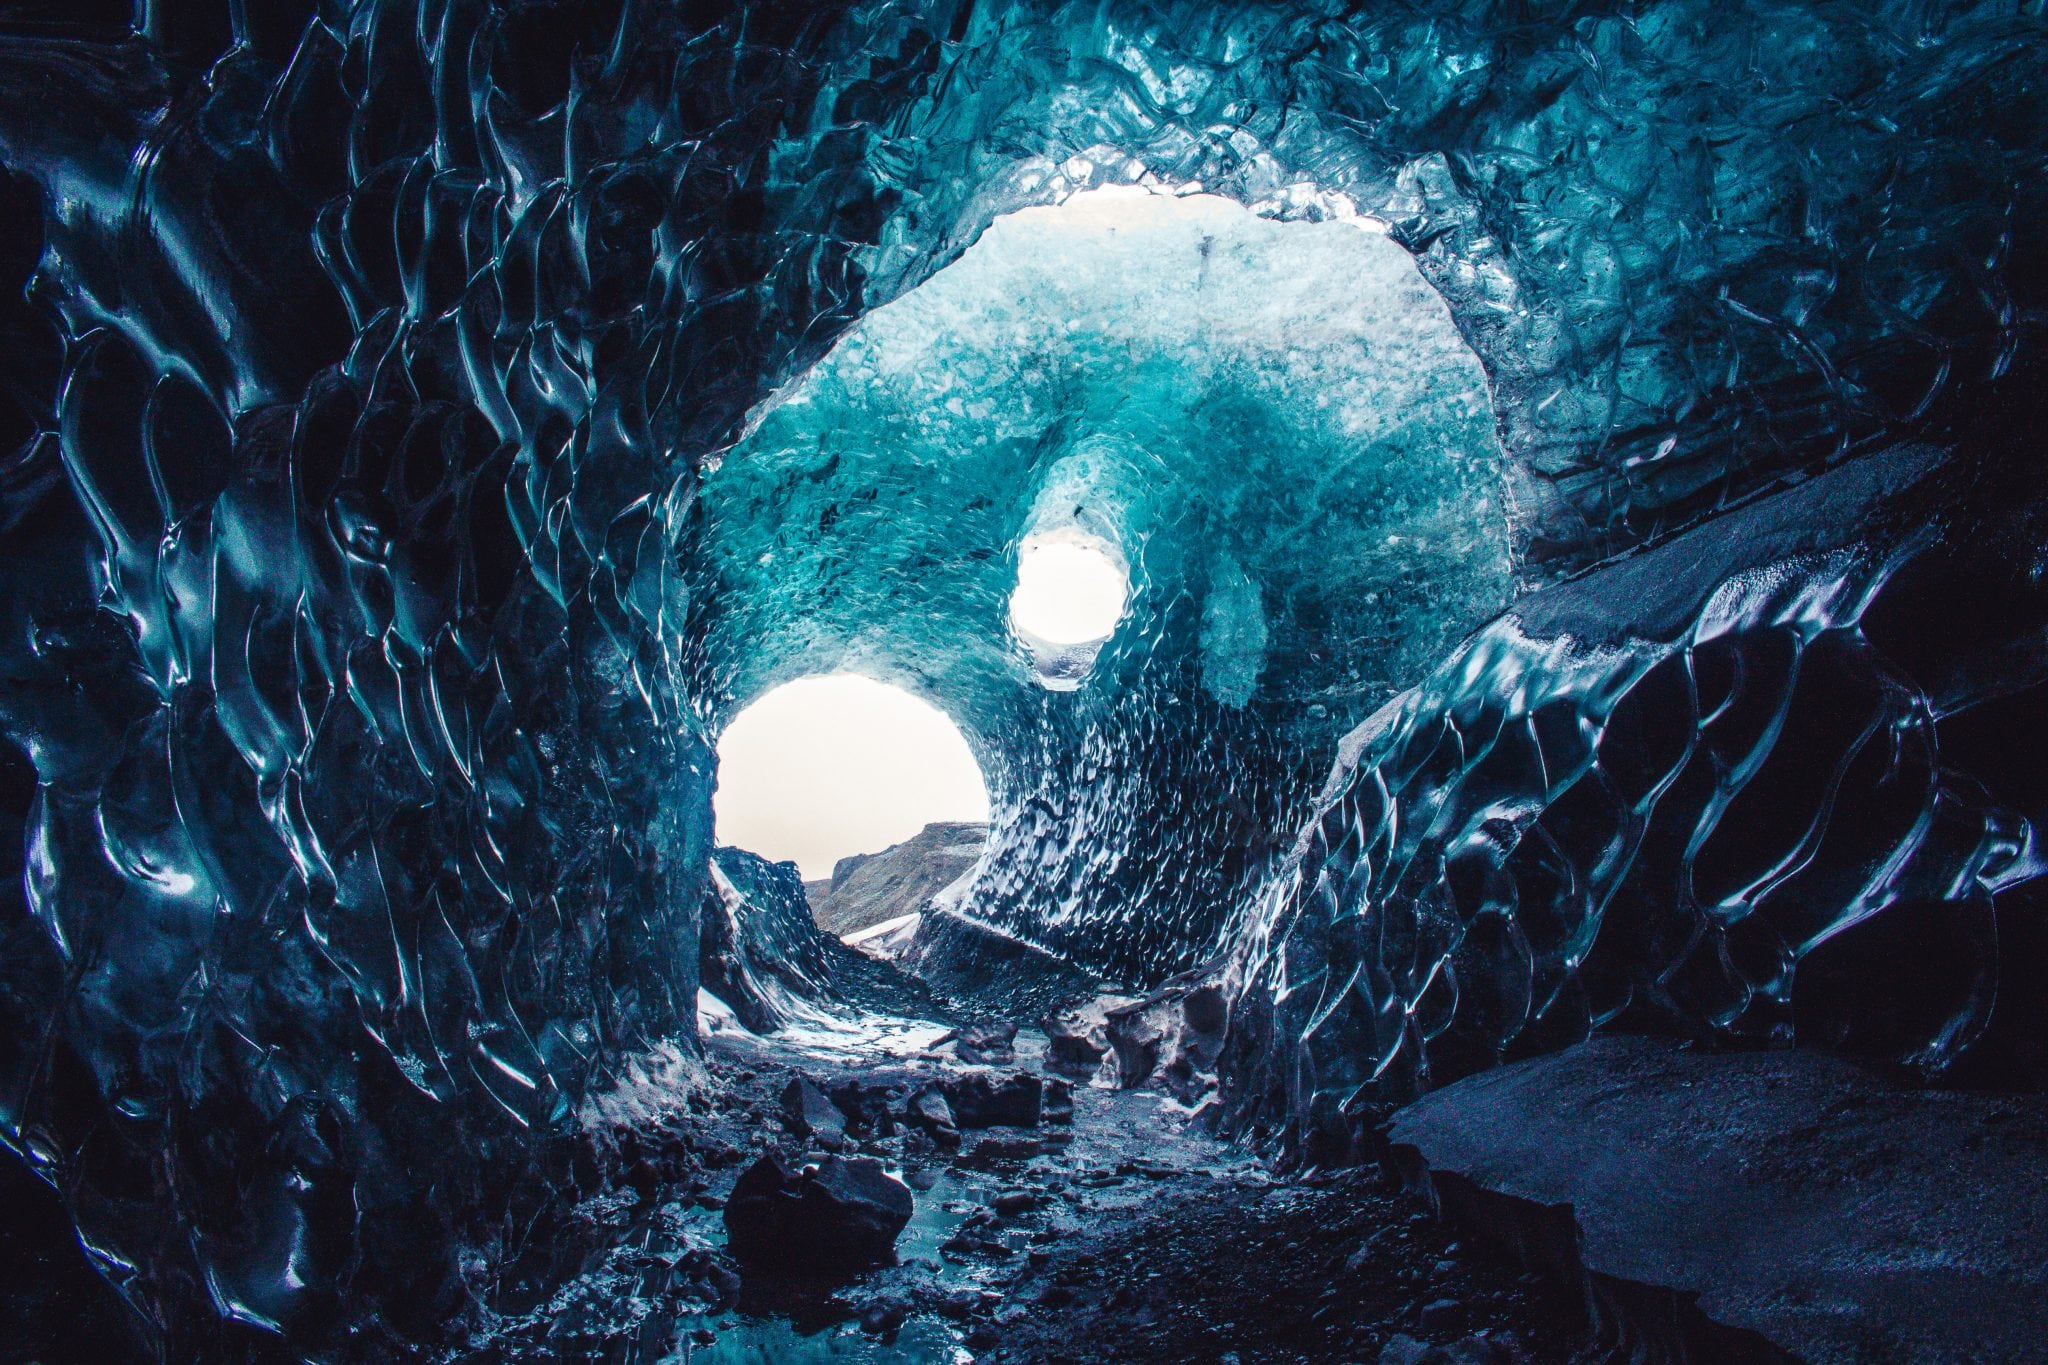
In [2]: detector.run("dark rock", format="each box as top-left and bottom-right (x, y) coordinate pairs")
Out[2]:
(1104, 976), (1227, 1100)
(906, 1086), (960, 1148)
(722, 1154), (914, 1271)
(1043, 1076), (1075, 1124)
(1042, 994), (1136, 1073)
(829, 1079), (897, 1137)
(780, 1075), (848, 1143)
(859, 1300), (910, 1335)
(956, 1018), (1020, 1065)
(992, 1190), (1039, 1217)
(936, 1289), (981, 1320)
(1418, 1297), (1461, 1328)
(1388, 1036), (2048, 1363)
(944, 1070), (1042, 1128)
(963, 1133), (1046, 1165)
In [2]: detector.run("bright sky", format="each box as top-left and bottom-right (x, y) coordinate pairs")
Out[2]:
(1010, 541), (1128, 644)
(713, 674), (990, 880)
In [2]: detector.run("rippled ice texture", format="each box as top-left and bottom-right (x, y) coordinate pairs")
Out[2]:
(0, 0), (2044, 1355)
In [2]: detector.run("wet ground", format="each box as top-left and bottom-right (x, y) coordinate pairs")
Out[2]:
(490, 1002), (1605, 1365)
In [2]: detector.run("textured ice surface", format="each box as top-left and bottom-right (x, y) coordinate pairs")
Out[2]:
(695, 186), (1509, 984)
(0, 0), (2043, 1354)
(1216, 439), (2048, 1158)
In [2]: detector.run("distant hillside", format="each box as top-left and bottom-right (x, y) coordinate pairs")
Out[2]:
(806, 821), (989, 937)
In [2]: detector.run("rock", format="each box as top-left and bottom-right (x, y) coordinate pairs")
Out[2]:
(1104, 975), (1228, 1099)
(722, 1154), (914, 1271)
(955, 1018), (1020, 1065)
(1042, 1076), (1075, 1124)
(859, 1300), (910, 1335)
(960, 1133), (1049, 1167)
(1388, 1036), (2048, 1364)
(906, 1085), (960, 1148)
(1041, 994), (1136, 1073)
(1418, 1297), (1461, 1328)
(944, 1070), (1042, 1128)
(992, 1190), (1039, 1217)
(828, 1079), (897, 1137)
(1380, 1332), (1526, 1365)
(780, 1075), (848, 1142)
(936, 1289), (981, 1320)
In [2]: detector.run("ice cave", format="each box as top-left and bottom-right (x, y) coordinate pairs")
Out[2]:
(2, 3), (2047, 1362)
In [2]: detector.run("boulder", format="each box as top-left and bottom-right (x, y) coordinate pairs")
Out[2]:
(1042, 995), (1135, 1073)
(905, 1085), (961, 1148)
(1104, 975), (1227, 1101)
(944, 1070), (1042, 1128)
(1387, 1036), (2048, 1363)
(954, 1018), (1019, 1065)
(780, 1075), (848, 1144)
(722, 1155), (914, 1271)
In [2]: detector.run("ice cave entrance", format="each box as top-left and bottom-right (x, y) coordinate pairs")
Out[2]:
(1010, 536), (1128, 645)
(712, 674), (989, 881)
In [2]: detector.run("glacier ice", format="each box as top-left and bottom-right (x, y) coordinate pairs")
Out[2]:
(0, 0), (2042, 1355)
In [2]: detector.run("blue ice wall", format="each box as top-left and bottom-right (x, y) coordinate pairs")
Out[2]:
(0, 0), (2042, 1354)
(1215, 435), (2048, 1161)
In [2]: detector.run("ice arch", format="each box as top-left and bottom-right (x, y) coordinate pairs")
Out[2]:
(692, 186), (1509, 988)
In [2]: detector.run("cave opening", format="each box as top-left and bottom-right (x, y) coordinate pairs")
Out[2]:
(691, 180), (1511, 1006)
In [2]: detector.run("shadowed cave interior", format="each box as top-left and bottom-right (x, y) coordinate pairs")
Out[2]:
(2, 3), (2048, 1362)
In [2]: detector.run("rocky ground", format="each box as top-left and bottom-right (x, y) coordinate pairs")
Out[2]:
(977, 1159), (1598, 1364)
(506, 1003), (1606, 1364)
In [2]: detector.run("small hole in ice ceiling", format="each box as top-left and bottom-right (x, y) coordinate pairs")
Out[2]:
(713, 674), (989, 881)
(1010, 538), (1128, 645)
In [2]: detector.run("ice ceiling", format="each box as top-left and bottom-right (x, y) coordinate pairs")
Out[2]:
(0, 0), (2046, 1355)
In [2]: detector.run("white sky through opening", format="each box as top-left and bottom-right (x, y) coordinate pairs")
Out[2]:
(1010, 541), (1129, 644)
(713, 674), (989, 881)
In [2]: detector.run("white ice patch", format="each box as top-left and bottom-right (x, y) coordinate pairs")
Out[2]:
(1200, 554), (1268, 707)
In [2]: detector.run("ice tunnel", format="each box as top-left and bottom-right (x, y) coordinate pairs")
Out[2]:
(1, 2), (2047, 1360)
(690, 184), (1511, 996)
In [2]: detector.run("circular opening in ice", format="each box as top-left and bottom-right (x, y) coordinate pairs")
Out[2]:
(713, 674), (989, 881)
(1009, 539), (1128, 645)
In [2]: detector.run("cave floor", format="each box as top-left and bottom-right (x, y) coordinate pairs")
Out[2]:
(558, 1008), (1605, 1365)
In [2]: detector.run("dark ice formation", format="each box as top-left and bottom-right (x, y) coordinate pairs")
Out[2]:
(1219, 438), (2048, 1158)
(0, 0), (2043, 1355)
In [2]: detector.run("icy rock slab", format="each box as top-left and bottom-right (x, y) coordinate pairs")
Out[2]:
(1387, 1037), (2048, 1363)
